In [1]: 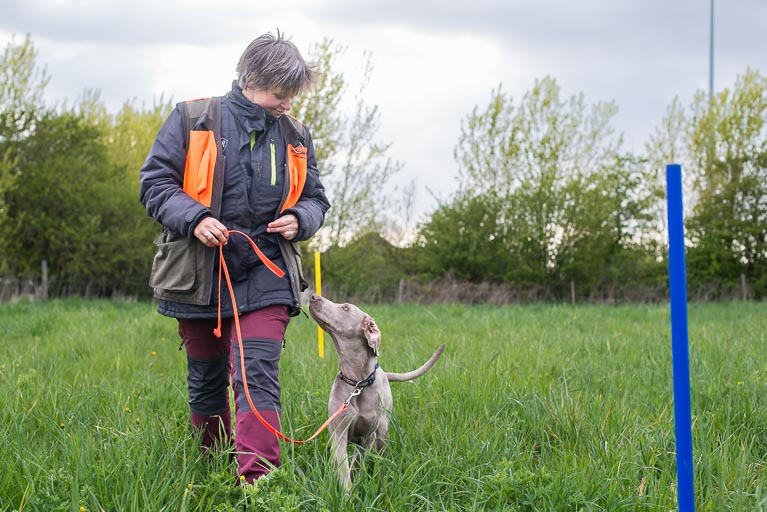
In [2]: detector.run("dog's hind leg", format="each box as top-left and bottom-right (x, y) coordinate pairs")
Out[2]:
(374, 435), (387, 454)
(373, 421), (388, 454)
(350, 443), (364, 475)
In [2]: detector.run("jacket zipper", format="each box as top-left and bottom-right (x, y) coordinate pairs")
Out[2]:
(270, 140), (276, 186)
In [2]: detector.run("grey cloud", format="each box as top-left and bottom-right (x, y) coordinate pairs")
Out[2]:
(307, 0), (762, 60)
(0, 1), (279, 46)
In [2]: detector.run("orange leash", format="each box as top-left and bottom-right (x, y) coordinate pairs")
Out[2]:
(212, 230), (351, 444)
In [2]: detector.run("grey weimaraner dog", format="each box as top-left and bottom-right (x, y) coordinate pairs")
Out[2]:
(308, 294), (445, 490)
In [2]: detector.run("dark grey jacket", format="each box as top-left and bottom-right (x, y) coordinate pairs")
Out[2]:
(139, 83), (330, 319)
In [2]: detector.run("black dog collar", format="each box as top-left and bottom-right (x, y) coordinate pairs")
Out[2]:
(338, 363), (379, 388)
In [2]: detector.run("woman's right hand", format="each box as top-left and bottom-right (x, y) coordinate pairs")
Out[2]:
(194, 217), (229, 247)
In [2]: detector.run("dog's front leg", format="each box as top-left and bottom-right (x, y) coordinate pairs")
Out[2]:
(329, 423), (353, 491)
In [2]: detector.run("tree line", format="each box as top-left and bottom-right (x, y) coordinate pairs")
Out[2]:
(1, 35), (765, 303)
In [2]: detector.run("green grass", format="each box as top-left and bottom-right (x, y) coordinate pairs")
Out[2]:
(1, 299), (766, 511)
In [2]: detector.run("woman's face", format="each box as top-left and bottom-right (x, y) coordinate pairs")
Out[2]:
(243, 87), (294, 117)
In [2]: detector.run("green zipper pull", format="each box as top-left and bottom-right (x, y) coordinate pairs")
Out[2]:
(250, 131), (256, 151)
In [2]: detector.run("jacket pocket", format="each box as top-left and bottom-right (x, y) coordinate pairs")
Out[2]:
(149, 232), (199, 292)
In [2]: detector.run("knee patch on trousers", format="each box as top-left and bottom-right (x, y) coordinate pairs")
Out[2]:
(232, 337), (282, 412)
(187, 353), (230, 416)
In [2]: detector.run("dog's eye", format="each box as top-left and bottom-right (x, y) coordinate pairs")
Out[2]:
(342, 304), (349, 311)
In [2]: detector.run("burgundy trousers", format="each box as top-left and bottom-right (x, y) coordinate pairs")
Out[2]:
(178, 305), (289, 483)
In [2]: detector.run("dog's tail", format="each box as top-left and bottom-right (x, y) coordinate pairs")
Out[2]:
(386, 344), (445, 382)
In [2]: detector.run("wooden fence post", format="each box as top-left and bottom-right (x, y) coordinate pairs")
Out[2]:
(741, 273), (747, 301)
(40, 259), (48, 301)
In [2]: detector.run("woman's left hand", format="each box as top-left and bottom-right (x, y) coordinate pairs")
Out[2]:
(267, 214), (299, 240)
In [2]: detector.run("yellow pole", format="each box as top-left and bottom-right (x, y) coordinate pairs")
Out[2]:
(314, 251), (324, 358)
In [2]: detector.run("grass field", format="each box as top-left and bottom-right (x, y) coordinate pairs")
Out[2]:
(1, 299), (766, 511)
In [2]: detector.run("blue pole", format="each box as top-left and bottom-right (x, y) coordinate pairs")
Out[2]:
(666, 164), (695, 511)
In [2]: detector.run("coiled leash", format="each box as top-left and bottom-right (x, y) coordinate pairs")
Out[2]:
(211, 230), (355, 444)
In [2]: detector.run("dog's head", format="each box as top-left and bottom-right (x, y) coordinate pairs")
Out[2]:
(308, 295), (381, 356)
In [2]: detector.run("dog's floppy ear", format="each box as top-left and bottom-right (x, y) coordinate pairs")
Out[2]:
(362, 315), (380, 355)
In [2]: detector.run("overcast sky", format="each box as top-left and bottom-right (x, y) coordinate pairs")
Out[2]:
(2, 0), (765, 218)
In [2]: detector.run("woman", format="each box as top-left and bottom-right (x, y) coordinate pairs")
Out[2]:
(139, 31), (330, 483)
